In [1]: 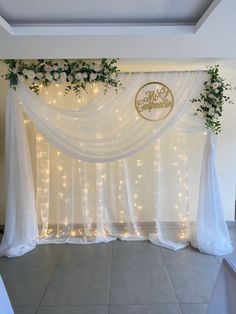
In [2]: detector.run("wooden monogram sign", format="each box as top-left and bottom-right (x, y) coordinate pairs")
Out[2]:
(135, 82), (174, 121)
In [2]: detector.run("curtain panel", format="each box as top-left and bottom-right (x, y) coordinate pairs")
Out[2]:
(0, 72), (232, 257)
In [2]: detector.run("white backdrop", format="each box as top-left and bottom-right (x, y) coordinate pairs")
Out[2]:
(0, 72), (233, 257)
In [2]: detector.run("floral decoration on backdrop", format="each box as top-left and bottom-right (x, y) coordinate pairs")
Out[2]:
(2, 59), (121, 95)
(192, 65), (233, 134)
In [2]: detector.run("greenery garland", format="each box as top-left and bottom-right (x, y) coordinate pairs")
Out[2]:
(2, 59), (121, 95)
(192, 65), (232, 134)
(2, 61), (232, 134)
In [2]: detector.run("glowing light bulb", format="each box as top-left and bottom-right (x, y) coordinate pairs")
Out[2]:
(136, 160), (143, 167)
(93, 85), (99, 94)
(37, 135), (43, 141)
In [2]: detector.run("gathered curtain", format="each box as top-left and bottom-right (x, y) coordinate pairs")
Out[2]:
(0, 72), (232, 257)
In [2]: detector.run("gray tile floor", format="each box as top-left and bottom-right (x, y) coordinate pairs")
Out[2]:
(0, 225), (235, 314)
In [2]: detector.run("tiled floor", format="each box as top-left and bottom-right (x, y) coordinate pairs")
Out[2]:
(0, 225), (235, 314)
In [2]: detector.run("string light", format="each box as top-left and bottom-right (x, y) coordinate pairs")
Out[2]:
(33, 86), (192, 244)
(93, 85), (99, 94)
(36, 130), (50, 238)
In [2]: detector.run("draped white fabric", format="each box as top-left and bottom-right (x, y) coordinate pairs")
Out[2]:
(1, 90), (38, 257)
(191, 133), (233, 255)
(0, 72), (233, 257)
(17, 72), (205, 162)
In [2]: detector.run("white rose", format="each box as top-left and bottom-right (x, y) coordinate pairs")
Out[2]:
(22, 69), (28, 76)
(82, 72), (88, 79)
(60, 72), (67, 79)
(212, 82), (219, 89)
(45, 73), (53, 81)
(209, 107), (215, 116)
(208, 94), (214, 99)
(68, 74), (74, 82)
(44, 65), (52, 72)
(53, 65), (58, 71)
(75, 72), (82, 80)
(109, 72), (116, 80)
(18, 75), (25, 82)
(215, 89), (219, 93)
(93, 64), (102, 72)
(26, 70), (36, 80)
(59, 72), (67, 83)
(54, 72), (60, 80)
(36, 72), (44, 79)
(104, 68), (109, 74)
(90, 73), (97, 80)
(12, 68), (18, 74)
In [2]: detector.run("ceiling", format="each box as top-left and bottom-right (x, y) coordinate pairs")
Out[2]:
(0, 0), (214, 25)
(0, 0), (235, 65)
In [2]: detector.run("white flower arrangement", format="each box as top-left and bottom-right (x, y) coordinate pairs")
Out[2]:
(192, 65), (233, 134)
(2, 59), (121, 95)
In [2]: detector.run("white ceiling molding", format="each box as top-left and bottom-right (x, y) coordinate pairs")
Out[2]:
(0, 0), (220, 36)
(194, 0), (221, 32)
(0, 22), (194, 36)
(0, 0), (236, 60)
(0, 0), (215, 25)
(0, 16), (13, 35)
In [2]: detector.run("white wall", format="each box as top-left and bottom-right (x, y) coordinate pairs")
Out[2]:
(0, 62), (235, 223)
(0, 62), (7, 223)
(216, 69), (236, 220)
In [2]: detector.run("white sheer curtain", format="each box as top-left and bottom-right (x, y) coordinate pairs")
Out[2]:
(0, 72), (232, 257)
(16, 72), (204, 162)
(191, 132), (233, 255)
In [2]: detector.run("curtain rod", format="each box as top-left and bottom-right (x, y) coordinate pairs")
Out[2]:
(118, 69), (208, 74)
